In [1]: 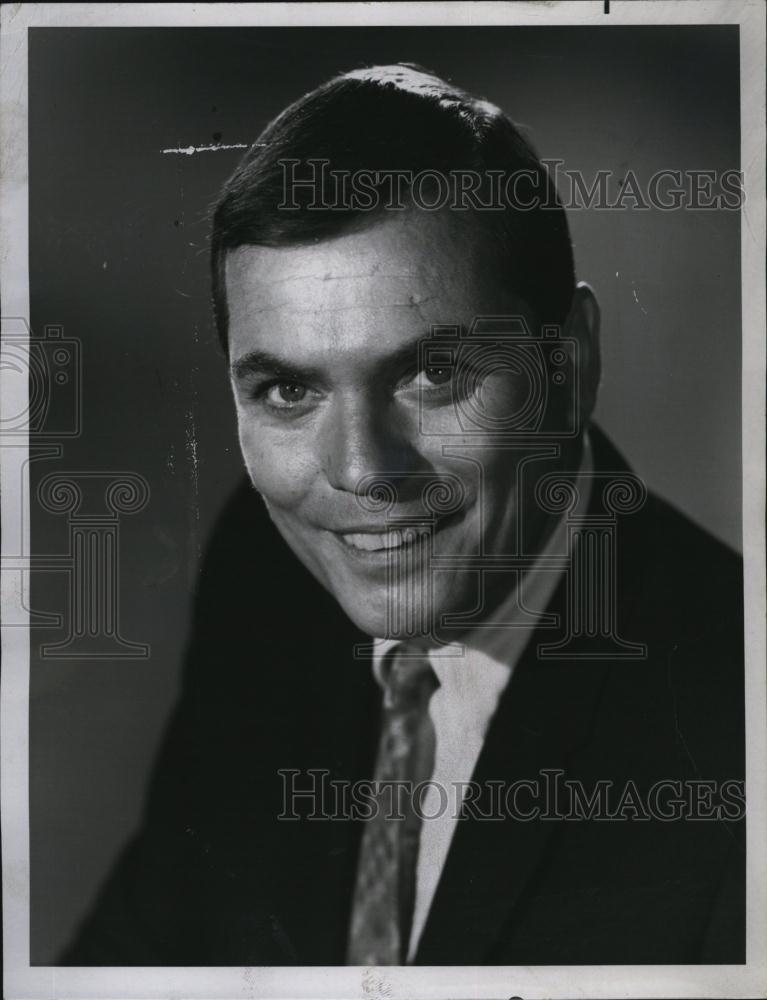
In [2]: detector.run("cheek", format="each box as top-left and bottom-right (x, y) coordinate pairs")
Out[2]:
(472, 371), (533, 429)
(481, 451), (520, 515)
(453, 444), (520, 517)
(237, 418), (318, 509)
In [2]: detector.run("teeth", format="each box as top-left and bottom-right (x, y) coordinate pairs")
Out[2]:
(341, 530), (407, 552)
(341, 530), (426, 552)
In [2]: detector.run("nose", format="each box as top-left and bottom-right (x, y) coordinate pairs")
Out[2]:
(321, 392), (423, 495)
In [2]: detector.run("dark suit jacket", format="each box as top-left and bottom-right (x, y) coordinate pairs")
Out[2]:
(63, 426), (745, 965)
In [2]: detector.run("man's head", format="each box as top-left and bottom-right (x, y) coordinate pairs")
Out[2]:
(212, 64), (600, 639)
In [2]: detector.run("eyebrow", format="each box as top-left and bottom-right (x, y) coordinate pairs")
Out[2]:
(229, 350), (323, 384)
(229, 334), (438, 385)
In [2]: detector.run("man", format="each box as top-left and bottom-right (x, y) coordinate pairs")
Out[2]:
(63, 64), (744, 966)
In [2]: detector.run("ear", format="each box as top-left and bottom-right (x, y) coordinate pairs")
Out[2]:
(563, 281), (601, 428)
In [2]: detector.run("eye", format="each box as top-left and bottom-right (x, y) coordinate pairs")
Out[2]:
(264, 381), (308, 408)
(411, 365), (454, 389)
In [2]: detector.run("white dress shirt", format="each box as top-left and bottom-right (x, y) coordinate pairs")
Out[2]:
(371, 435), (593, 961)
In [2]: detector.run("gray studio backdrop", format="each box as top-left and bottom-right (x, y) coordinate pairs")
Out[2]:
(28, 26), (740, 962)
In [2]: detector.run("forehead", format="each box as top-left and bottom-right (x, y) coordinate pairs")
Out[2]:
(225, 210), (528, 362)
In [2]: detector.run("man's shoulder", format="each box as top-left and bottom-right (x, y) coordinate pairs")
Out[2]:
(635, 488), (740, 597)
(187, 476), (366, 677)
(589, 424), (742, 632)
(193, 478), (321, 616)
(584, 427), (744, 783)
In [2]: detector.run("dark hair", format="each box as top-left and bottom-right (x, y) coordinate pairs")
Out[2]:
(210, 63), (575, 352)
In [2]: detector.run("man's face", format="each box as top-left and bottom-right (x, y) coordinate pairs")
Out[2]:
(226, 210), (587, 639)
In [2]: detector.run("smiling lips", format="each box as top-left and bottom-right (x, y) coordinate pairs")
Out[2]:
(334, 508), (466, 553)
(338, 528), (424, 552)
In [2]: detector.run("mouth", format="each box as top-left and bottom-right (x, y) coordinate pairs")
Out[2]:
(339, 527), (426, 552)
(328, 508), (466, 561)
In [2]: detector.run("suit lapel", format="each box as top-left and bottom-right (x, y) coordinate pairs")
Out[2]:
(414, 595), (610, 963)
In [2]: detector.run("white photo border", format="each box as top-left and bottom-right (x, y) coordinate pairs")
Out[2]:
(1, 3), (765, 998)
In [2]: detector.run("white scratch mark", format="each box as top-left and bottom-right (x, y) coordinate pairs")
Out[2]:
(185, 409), (199, 490)
(102, 261), (108, 270)
(184, 405), (201, 578)
(631, 283), (648, 316)
(162, 142), (249, 156)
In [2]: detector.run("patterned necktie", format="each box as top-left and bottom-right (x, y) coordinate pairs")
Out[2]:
(346, 646), (439, 965)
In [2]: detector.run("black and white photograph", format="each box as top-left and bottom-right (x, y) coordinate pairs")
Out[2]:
(1, 3), (765, 999)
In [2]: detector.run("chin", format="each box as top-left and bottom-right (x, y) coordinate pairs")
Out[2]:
(327, 591), (388, 638)
(331, 582), (465, 641)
